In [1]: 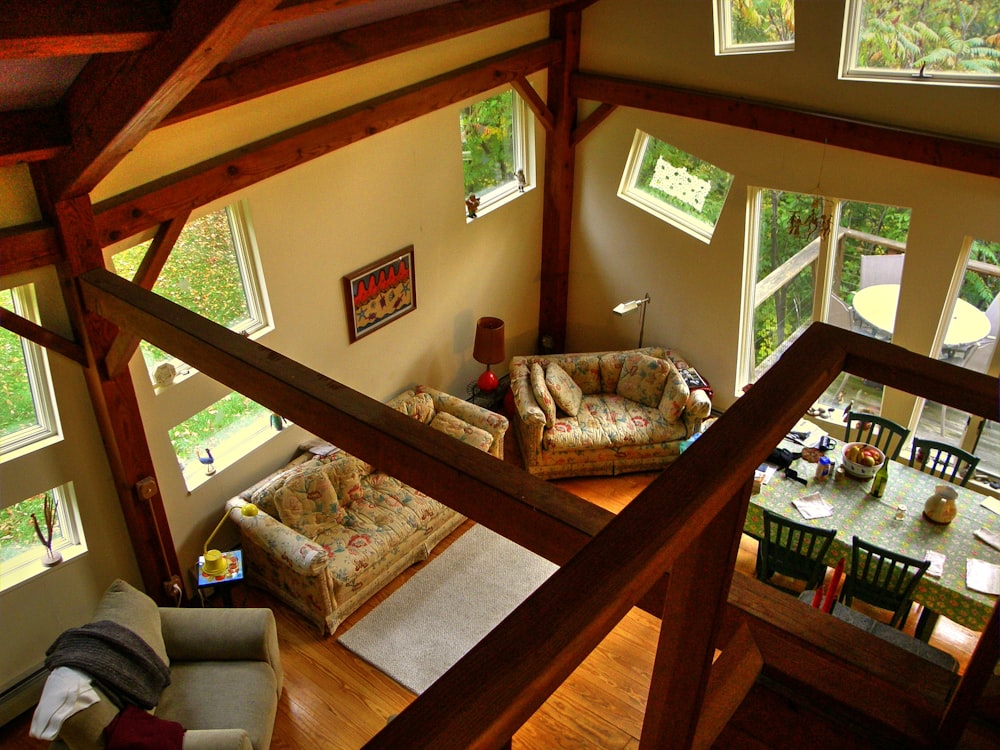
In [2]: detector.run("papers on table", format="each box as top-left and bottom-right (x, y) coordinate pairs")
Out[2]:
(966, 558), (1000, 596)
(974, 528), (1000, 552)
(755, 463), (778, 485)
(924, 550), (946, 578)
(792, 492), (833, 521)
(980, 497), (1000, 517)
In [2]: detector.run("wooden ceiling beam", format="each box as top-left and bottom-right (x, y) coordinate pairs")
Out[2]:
(0, 107), (69, 167)
(94, 40), (560, 246)
(39, 0), (283, 203)
(263, 0), (378, 27)
(164, 0), (573, 126)
(0, 0), (167, 59)
(0, 222), (62, 275)
(0, 307), (86, 366)
(573, 72), (1000, 179)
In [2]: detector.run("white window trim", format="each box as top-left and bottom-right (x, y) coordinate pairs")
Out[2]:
(617, 130), (730, 245)
(0, 483), (86, 592)
(178, 409), (285, 492)
(840, 1), (1000, 88)
(0, 284), (62, 462)
(464, 89), (533, 222)
(714, 0), (795, 56)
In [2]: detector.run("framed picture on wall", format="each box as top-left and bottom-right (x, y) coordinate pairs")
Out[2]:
(342, 246), (417, 342)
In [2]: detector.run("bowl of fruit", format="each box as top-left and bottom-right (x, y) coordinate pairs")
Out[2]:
(841, 442), (885, 479)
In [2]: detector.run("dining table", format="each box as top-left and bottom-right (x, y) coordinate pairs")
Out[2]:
(852, 283), (992, 348)
(745, 437), (1000, 637)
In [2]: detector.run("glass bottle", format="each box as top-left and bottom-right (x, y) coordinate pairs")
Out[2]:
(869, 460), (888, 498)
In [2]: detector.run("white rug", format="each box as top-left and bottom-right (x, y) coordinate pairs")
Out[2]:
(337, 524), (557, 694)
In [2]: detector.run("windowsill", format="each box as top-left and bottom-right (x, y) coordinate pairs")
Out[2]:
(466, 185), (532, 224)
(0, 543), (87, 594)
(181, 419), (294, 492)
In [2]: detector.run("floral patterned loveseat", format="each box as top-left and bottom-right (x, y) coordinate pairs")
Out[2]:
(226, 386), (507, 634)
(509, 347), (712, 480)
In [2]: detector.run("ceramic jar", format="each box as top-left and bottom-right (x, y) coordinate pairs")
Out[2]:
(923, 484), (958, 525)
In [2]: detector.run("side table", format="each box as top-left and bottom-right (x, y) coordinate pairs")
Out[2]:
(467, 373), (510, 412)
(196, 549), (245, 606)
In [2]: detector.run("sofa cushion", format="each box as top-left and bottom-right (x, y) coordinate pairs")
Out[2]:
(599, 352), (627, 393)
(92, 579), (169, 669)
(389, 391), (436, 424)
(272, 464), (343, 536)
(530, 362), (556, 428)
(558, 354), (602, 395)
(617, 353), (672, 408)
(545, 363), (583, 416)
(319, 452), (370, 506)
(658, 360), (691, 423)
(430, 411), (493, 452)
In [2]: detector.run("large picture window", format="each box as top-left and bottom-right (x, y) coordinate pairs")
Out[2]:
(714, 0), (795, 55)
(841, 0), (1000, 87)
(111, 201), (271, 383)
(618, 130), (734, 244)
(459, 88), (531, 219)
(0, 284), (61, 459)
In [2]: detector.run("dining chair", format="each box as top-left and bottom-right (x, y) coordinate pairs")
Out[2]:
(843, 412), (910, 460)
(840, 536), (930, 630)
(757, 509), (836, 594)
(909, 438), (980, 487)
(859, 253), (904, 289)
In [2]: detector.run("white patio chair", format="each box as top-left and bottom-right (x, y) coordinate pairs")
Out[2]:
(859, 253), (904, 289)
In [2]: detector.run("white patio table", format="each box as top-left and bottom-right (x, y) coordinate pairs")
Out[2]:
(852, 283), (991, 347)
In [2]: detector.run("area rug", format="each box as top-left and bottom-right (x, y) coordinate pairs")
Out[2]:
(337, 524), (557, 694)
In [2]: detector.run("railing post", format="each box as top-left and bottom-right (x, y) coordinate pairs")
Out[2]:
(639, 480), (753, 749)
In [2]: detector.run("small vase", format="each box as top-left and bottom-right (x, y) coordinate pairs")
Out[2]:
(923, 484), (958, 525)
(41, 547), (62, 567)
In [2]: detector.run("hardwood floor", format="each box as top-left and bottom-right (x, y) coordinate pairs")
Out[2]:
(0, 430), (987, 749)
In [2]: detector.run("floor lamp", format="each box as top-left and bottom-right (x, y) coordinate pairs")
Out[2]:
(612, 293), (651, 348)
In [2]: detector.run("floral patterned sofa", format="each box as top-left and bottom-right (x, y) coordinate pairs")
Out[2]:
(226, 386), (507, 634)
(509, 347), (712, 480)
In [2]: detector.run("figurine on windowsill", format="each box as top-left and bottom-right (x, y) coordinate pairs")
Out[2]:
(465, 194), (480, 219)
(516, 169), (527, 192)
(197, 448), (216, 476)
(31, 495), (62, 567)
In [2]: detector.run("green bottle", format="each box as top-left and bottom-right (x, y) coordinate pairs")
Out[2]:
(870, 460), (889, 498)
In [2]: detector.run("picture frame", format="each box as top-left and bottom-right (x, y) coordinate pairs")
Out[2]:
(342, 246), (417, 342)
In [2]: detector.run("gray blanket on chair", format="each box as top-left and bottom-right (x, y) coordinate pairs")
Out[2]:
(45, 620), (170, 709)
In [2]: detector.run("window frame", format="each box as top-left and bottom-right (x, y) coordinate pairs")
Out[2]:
(0, 483), (85, 591)
(840, 0), (1000, 88)
(714, 0), (795, 56)
(459, 88), (533, 221)
(0, 284), (62, 461)
(618, 129), (734, 245)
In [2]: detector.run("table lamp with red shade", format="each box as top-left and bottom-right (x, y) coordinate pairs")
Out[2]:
(473, 316), (505, 392)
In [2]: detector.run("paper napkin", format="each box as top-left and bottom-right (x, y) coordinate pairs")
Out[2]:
(925, 550), (946, 578)
(967, 558), (1000, 596)
(981, 498), (1000, 517)
(974, 528), (1000, 552)
(792, 493), (833, 521)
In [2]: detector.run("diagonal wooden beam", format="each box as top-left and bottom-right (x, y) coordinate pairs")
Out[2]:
(572, 72), (1000, 179)
(0, 0), (167, 59)
(39, 0), (283, 202)
(0, 307), (86, 366)
(264, 0), (381, 27)
(164, 0), (574, 126)
(94, 40), (560, 246)
(570, 102), (616, 148)
(511, 75), (555, 132)
(104, 211), (191, 378)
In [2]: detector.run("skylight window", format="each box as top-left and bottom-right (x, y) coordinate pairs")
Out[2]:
(841, 0), (1000, 87)
(715, 0), (795, 55)
(618, 130), (734, 244)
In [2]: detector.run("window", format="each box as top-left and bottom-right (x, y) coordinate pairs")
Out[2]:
(741, 192), (911, 393)
(111, 201), (271, 382)
(715, 0), (795, 55)
(459, 88), (531, 219)
(841, 0), (1000, 87)
(0, 285), (61, 459)
(170, 391), (274, 490)
(0, 484), (85, 590)
(618, 130), (734, 244)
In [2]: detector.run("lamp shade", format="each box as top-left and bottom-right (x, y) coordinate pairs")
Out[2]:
(473, 317), (505, 365)
(203, 504), (258, 577)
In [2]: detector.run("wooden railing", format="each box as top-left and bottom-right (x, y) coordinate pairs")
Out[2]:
(80, 269), (999, 749)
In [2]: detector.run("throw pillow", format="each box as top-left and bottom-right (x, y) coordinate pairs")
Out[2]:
(530, 362), (556, 428)
(430, 411), (494, 452)
(545, 363), (583, 417)
(559, 355), (602, 395)
(91, 579), (169, 669)
(389, 391), (436, 424)
(319, 451), (369, 505)
(658, 359), (691, 423)
(617, 352), (673, 408)
(272, 465), (342, 536)
(599, 352), (627, 393)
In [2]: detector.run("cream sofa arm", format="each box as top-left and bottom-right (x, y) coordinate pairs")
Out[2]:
(226, 499), (328, 577)
(182, 729), (253, 750)
(418, 386), (509, 459)
(686, 388), (712, 419)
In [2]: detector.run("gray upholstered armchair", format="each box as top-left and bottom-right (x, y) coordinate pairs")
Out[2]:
(34, 579), (282, 750)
